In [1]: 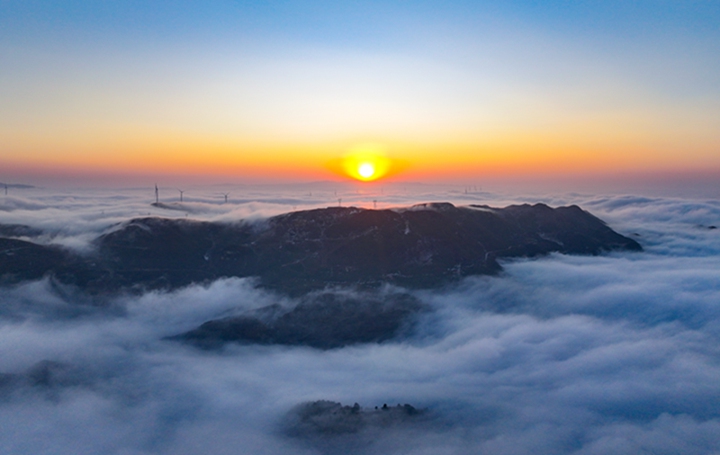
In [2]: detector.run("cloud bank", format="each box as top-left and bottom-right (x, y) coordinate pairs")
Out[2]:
(1, 185), (719, 454)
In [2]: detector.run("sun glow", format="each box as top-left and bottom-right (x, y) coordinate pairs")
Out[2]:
(338, 144), (393, 182)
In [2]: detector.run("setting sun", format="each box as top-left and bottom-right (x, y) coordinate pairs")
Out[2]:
(335, 144), (393, 182)
(358, 162), (375, 179)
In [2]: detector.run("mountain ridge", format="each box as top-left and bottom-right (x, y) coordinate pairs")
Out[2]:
(0, 202), (641, 294)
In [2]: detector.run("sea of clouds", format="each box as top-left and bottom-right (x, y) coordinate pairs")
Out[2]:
(1, 183), (719, 454)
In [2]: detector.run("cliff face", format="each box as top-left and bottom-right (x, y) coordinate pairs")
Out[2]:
(0, 202), (641, 294)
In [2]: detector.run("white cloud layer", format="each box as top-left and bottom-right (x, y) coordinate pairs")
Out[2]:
(1, 185), (719, 454)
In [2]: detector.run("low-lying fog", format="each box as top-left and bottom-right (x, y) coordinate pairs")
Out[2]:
(1, 184), (719, 454)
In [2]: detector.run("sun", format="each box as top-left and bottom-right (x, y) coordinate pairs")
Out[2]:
(358, 162), (375, 179)
(338, 144), (392, 182)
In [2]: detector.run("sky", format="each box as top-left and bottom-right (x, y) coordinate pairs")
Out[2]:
(1, 1), (719, 187)
(1, 185), (719, 454)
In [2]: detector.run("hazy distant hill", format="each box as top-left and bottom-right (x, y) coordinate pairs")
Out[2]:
(0, 182), (35, 189)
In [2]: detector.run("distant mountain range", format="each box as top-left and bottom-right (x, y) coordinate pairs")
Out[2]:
(1, 202), (640, 295)
(0, 182), (35, 189)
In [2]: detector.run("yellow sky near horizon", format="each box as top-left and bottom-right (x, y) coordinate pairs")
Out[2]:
(3, 111), (718, 183)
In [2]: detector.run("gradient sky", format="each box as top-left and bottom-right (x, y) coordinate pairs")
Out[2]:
(1, 1), (719, 185)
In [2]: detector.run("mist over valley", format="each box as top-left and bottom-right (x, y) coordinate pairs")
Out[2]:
(1, 185), (718, 454)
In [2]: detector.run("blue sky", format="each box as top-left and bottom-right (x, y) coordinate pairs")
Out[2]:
(4, 1), (718, 43)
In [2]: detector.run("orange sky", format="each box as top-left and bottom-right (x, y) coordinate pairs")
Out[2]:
(1, 2), (719, 187)
(4, 121), (718, 184)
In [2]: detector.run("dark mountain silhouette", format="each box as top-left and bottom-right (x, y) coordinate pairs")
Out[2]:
(0, 237), (87, 285)
(0, 224), (43, 238)
(0, 202), (640, 294)
(174, 290), (425, 349)
(285, 400), (427, 437)
(283, 400), (431, 453)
